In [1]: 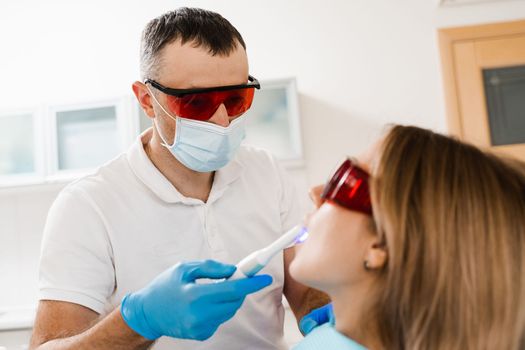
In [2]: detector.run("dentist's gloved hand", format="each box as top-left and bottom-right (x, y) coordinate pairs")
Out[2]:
(299, 302), (334, 335)
(120, 260), (273, 341)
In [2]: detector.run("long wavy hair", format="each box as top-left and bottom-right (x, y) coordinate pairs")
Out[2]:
(370, 125), (525, 349)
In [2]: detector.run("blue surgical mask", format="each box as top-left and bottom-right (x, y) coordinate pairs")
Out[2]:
(149, 89), (246, 172)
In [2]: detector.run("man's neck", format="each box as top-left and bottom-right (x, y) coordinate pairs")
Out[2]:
(144, 132), (214, 202)
(330, 283), (383, 350)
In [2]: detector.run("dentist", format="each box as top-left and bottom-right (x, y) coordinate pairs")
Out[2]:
(30, 7), (329, 350)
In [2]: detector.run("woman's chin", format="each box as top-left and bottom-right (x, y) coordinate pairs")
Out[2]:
(289, 258), (326, 291)
(289, 258), (308, 284)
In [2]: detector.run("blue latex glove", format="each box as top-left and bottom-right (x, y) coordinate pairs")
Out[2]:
(121, 260), (273, 341)
(299, 303), (334, 335)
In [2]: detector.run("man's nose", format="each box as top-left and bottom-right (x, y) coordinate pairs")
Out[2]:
(208, 104), (230, 127)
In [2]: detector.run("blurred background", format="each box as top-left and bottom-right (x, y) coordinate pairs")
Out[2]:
(1, 0), (524, 348)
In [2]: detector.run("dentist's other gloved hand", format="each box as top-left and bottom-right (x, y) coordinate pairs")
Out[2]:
(299, 302), (334, 335)
(120, 260), (273, 341)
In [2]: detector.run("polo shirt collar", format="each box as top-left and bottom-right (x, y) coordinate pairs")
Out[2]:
(126, 128), (244, 205)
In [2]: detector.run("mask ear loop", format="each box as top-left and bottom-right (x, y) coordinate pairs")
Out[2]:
(147, 87), (179, 148)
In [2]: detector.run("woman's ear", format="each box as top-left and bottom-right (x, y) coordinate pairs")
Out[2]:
(309, 185), (324, 209)
(364, 241), (387, 271)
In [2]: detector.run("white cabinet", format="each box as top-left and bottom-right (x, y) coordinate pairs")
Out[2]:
(0, 114), (35, 176)
(0, 98), (133, 187)
(0, 329), (31, 350)
(0, 307), (34, 350)
(0, 111), (44, 186)
(52, 104), (122, 172)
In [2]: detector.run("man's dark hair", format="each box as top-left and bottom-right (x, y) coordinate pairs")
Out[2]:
(140, 7), (246, 80)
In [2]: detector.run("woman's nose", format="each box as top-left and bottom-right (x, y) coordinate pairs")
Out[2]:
(309, 185), (324, 209)
(303, 212), (313, 227)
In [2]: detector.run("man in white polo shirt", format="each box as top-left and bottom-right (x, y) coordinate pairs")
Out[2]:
(30, 7), (330, 350)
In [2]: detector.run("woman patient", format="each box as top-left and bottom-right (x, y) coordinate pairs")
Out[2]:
(290, 125), (525, 350)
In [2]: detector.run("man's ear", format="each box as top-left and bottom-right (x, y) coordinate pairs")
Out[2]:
(364, 241), (387, 270)
(132, 81), (155, 118)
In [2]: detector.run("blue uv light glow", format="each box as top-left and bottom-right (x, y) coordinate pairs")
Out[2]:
(294, 227), (309, 244)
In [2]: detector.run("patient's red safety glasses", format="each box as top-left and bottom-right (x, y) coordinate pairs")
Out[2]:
(145, 75), (260, 121)
(321, 158), (373, 216)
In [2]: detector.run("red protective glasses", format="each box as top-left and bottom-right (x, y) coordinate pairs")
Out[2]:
(321, 158), (373, 216)
(145, 75), (260, 121)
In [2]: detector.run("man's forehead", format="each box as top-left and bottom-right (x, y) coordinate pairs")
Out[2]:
(156, 39), (249, 89)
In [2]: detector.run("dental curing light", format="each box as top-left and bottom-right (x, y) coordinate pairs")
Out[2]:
(229, 225), (309, 280)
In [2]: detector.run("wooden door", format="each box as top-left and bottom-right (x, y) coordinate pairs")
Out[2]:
(439, 20), (525, 161)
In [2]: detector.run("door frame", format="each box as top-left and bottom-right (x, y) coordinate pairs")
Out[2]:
(438, 20), (525, 139)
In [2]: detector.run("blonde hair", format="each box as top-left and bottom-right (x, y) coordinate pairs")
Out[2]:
(370, 125), (525, 350)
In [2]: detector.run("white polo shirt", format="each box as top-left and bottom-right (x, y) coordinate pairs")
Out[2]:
(38, 129), (302, 350)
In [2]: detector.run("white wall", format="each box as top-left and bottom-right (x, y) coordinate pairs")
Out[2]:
(1, 0), (525, 310)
